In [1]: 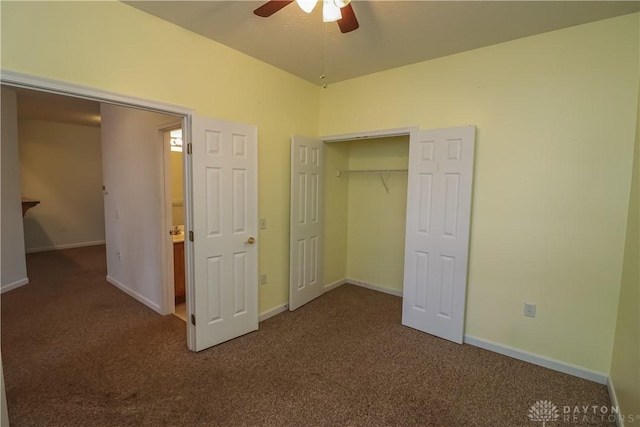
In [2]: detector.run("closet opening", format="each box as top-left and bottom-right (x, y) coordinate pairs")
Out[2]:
(290, 125), (475, 344)
(324, 135), (410, 297)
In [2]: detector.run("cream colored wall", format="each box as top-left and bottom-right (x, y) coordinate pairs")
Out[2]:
(609, 83), (640, 418)
(19, 119), (105, 252)
(170, 150), (184, 226)
(101, 104), (178, 313)
(1, 0), (320, 314)
(319, 14), (640, 373)
(323, 142), (349, 287)
(345, 137), (409, 292)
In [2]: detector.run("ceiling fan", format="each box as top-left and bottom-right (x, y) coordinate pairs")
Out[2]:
(253, 0), (359, 34)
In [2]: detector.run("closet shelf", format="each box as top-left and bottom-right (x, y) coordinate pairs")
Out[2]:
(335, 168), (407, 177)
(335, 169), (408, 194)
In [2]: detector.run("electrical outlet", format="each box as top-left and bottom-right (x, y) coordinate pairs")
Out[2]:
(524, 303), (536, 318)
(116, 251), (121, 261)
(115, 209), (120, 219)
(260, 274), (267, 285)
(260, 218), (267, 230)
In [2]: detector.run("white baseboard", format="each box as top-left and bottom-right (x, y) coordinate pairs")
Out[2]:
(324, 278), (347, 292)
(346, 277), (403, 297)
(260, 278), (348, 322)
(106, 275), (162, 314)
(608, 377), (623, 427)
(259, 303), (289, 322)
(1, 278), (29, 294)
(464, 335), (608, 385)
(26, 240), (106, 254)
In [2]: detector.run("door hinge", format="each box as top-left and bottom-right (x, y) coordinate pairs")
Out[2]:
(191, 314), (196, 325)
(189, 231), (194, 242)
(187, 143), (192, 154)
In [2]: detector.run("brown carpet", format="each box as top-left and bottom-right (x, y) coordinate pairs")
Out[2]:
(2, 245), (614, 426)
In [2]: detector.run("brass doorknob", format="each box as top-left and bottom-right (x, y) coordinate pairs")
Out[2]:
(246, 237), (256, 244)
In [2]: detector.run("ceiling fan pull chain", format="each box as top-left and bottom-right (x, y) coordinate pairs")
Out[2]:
(321, 22), (328, 88)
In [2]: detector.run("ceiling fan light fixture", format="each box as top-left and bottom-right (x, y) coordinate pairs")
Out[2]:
(323, 0), (342, 22)
(333, 0), (351, 8)
(296, 0), (318, 13)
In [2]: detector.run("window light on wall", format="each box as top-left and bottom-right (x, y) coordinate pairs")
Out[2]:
(170, 129), (183, 152)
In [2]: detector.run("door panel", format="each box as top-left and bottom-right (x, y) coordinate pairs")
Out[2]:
(402, 126), (475, 344)
(290, 135), (324, 311)
(191, 116), (258, 351)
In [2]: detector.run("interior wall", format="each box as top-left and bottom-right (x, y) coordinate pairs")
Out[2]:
(19, 119), (105, 252)
(323, 141), (349, 287)
(170, 149), (184, 226)
(0, 0), (319, 314)
(609, 82), (640, 419)
(101, 103), (179, 313)
(319, 13), (640, 374)
(0, 87), (28, 292)
(345, 137), (409, 293)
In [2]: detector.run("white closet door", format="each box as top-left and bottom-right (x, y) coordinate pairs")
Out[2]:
(402, 126), (475, 344)
(290, 135), (324, 310)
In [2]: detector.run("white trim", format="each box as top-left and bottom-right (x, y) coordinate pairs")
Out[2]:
(608, 377), (623, 427)
(1, 70), (193, 116)
(464, 335), (608, 385)
(106, 275), (162, 315)
(324, 278), (347, 292)
(321, 126), (418, 143)
(25, 240), (106, 254)
(347, 278), (403, 297)
(259, 303), (289, 322)
(159, 121), (182, 316)
(1, 278), (29, 294)
(182, 116), (196, 351)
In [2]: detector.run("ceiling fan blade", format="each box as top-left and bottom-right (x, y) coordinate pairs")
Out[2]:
(337, 3), (359, 33)
(253, 0), (294, 17)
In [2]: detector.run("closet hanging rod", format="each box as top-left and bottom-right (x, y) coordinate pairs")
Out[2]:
(336, 168), (408, 177)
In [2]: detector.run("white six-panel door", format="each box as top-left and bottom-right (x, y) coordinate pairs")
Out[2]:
(289, 135), (324, 311)
(190, 117), (258, 351)
(402, 126), (475, 344)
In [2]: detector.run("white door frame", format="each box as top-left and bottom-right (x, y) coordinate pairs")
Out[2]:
(1, 69), (199, 350)
(159, 122), (183, 316)
(321, 127), (418, 144)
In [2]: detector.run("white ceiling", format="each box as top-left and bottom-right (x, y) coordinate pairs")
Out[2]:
(123, 0), (640, 85)
(14, 88), (101, 127)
